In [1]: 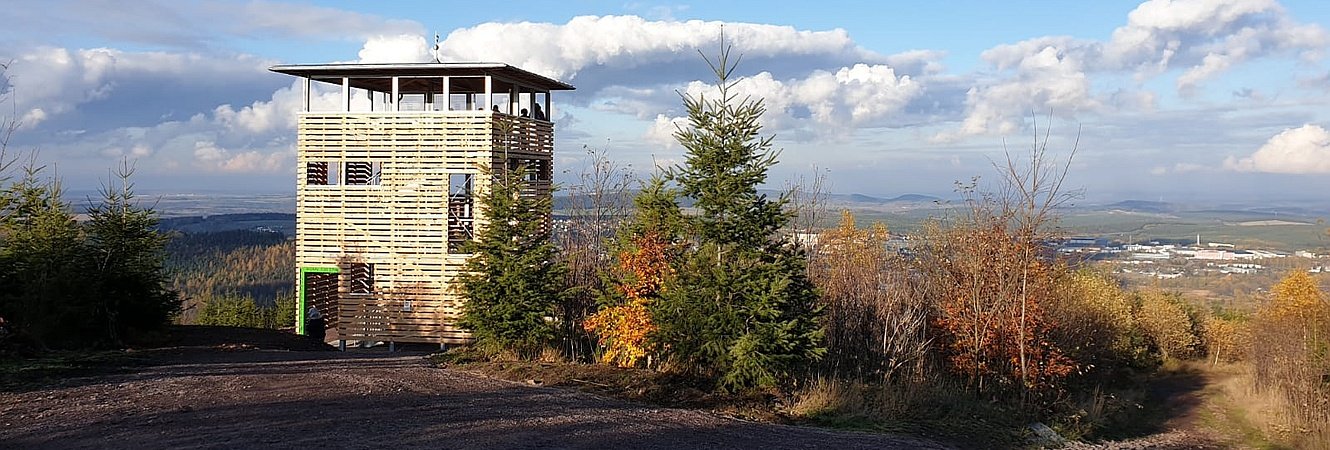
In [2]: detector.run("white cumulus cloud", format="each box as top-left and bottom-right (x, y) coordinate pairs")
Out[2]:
(435, 15), (880, 82)
(6, 46), (274, 129)
(211, 81), (312, 134)
(1224, 124), (1330, 174)
(630, 63), (922, 144)
(949, 0), (1327, 138)
(1107, 0), (1326, 88)
(192, 140), (290, 173)
(358, 34), (432, 63)
(701, 64), (919, 129)
(943, 39), (1101, 140)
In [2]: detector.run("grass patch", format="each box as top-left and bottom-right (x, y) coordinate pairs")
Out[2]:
(434, 347), (1008, 448)
(788, 378), (1029, 448)
(1197, 393), (1288, 450)
(1200, 363), (1301, 450)
(431, 347), (764, 412)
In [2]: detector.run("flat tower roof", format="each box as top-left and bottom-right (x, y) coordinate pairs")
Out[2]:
(269, 62), (575, 93)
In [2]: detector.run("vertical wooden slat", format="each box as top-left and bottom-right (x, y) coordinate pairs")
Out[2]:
(442, 76), (450, 110)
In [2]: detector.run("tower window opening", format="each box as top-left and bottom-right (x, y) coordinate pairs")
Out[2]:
(448, 173), (474, 253)
(344, 161), (381, 185)
(306, 161), (340, 185)
(348, 263), (374, 295)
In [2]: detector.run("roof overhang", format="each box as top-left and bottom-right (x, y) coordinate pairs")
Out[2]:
(269, 63), (575, 94)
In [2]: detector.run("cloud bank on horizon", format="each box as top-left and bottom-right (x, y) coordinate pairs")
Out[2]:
(0, 0), (1327, 199)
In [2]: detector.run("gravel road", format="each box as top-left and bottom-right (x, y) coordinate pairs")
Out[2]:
(1, 347), (951, 449)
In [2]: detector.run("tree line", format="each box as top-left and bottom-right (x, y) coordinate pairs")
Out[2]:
(168, 231), (295, 329)
(0, 60), (292, 351)
(0, 160), (179, 352)
(460, 42), (821, 391)
(456, 42), (1329, 443)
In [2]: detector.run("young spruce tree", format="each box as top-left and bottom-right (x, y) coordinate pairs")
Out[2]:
(85, 163), (180, 344)
(650, 38), (824, 390)
(458, 165), (566, 358)
(0, 164), (87, 346)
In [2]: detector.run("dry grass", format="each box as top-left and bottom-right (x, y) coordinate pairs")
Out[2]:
(1244, 272), (1330, 449)
(788, 377), (1028, 447)
(1214, 362), (1329, 449)
(790, 378), (880, 419)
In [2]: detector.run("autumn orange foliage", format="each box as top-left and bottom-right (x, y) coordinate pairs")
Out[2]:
(1265, 270), (1328, 325)
(584, 231), (672, 367)
(614, 231), (672, 301)
(924, 219), (1074, 394)
(583, 303), (654, 367)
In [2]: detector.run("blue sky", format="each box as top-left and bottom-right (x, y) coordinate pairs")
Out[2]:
(2, 0), (1329, 203)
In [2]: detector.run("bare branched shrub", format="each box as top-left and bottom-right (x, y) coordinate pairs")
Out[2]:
(915, 117), (1079, 397)
(556, 144), (634, 359)
(787, 166), (830, 259)
(810, 211), (932, 383)
(1, 61), (23, 219)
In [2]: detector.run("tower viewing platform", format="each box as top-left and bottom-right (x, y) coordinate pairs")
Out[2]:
(271, 62), (574, 346)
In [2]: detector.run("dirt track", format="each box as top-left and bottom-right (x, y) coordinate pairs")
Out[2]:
(1, 345), (950, 449)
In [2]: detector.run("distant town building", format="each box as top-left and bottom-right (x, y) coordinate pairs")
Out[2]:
(1194, 249), (1235, 260)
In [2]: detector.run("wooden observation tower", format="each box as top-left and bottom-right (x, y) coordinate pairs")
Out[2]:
(270, 62), (575, 347)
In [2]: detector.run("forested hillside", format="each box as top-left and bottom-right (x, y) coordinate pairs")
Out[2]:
(165, 228), (295, 328)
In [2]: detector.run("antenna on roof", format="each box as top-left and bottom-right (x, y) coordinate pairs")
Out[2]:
(431, 33), (442, 63)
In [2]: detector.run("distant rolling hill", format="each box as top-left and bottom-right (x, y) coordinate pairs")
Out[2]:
(1104, 200), (1176, 214)
(553, 190), (943, 209)
(834, 193), (942, 204)
(158, 213), (295, 235)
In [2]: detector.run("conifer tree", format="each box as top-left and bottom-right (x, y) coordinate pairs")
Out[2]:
(85, 162), (180, 343)
(0, 66), (177, 348)
(458, 165), (566, 358)
(0, 163), (88, 346)
(649, 38), (824, 390)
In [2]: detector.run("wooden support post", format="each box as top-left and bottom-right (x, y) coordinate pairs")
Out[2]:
(302, 77), (310, 112)
(341, 77), (350, 112)
(339, 339), (346, 352)
(442, 76), (451, 111)
(544, 93), (551, 122)
(484, 76), (492, 112)
(391, 76), (400, 112)
(389, 341), (396, 352)
(511, 85), (519, 115)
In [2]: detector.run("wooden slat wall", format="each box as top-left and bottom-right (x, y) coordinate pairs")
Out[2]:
(306, 272), (339, 330)
(296, 111), (553, 344)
